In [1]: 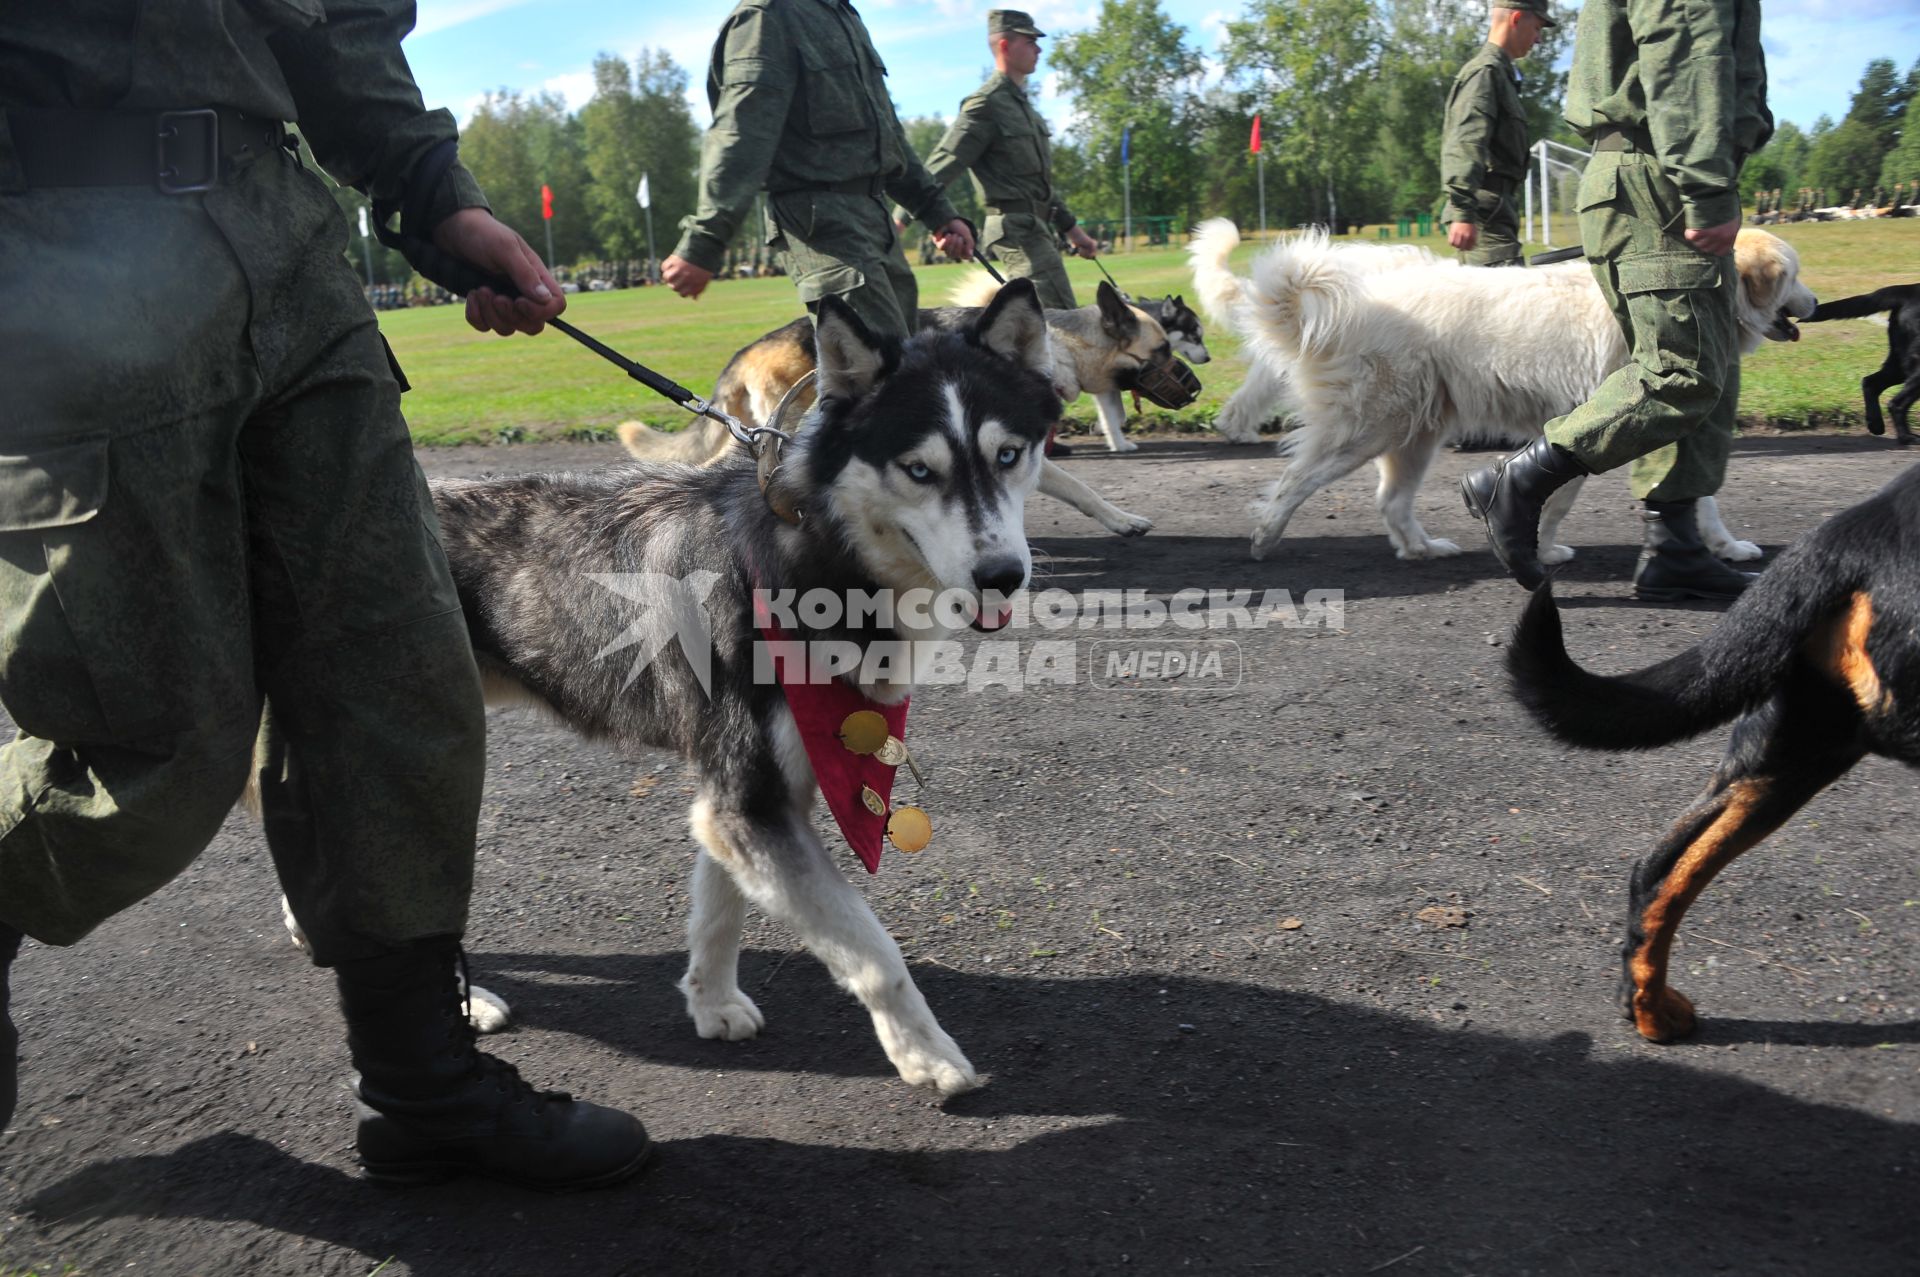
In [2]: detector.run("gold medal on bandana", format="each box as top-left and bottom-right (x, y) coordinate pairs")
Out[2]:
(886, 805), (932, 853)
(838, 710), (889, 756)
(859, 784), (887, 816)
(843, 712), (932, 854)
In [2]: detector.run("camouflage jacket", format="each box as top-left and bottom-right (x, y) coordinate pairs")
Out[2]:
(1564, 0), (1772, 229)
(912, 72), (1075, 233)
(674, 0), (959, 273)
(1440, 43), (1528, 227)
(0, 0), (485, 222)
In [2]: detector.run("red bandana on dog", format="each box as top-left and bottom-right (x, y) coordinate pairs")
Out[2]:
(754, 611), (920, 874)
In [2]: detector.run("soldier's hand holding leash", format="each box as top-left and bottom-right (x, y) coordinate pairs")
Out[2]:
(931, 217), (976, 261)
(431, 208), (567, 335)
(1064, 225), (1098, 259)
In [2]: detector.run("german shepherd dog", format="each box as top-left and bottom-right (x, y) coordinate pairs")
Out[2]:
(616, 280), (1196, 536)
(1804, 284), (1920, 445)
(1506, 463), (1920, 1042)
(421, 284), (1061, 1094)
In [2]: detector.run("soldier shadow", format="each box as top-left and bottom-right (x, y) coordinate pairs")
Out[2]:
(1728, 432), (1896, 458)
(18, 958), (1919, 1275)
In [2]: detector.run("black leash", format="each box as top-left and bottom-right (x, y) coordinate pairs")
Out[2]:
(958, 218), (1007, 284)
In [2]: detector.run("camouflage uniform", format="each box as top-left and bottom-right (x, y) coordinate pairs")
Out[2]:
(673, 0), (961, 341)
(1543, 0), (1771, 501)
(1441, 41), (1531, 267)
(0, 1), (488, 963)
(911, 12), (1080, 307)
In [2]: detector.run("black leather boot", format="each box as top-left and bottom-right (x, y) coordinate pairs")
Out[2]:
(336, 938), (652, 1190)
(1632, 499), (1759, 601)
(1460, 436), (1591, 589)
(1, 921), (20, 1130)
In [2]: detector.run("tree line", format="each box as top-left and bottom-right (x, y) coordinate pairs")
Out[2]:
(329, 4), (1917, 284)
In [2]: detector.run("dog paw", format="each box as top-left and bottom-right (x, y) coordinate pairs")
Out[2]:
(1105, 511), (1154, 537)
(466, 983), (513, 1034)
(1711, 538), (1763, 562)
(1631, 985), (1698, 1043)
(888, 1028), (981, 1096)
(1108, 437), (1140, 454)
(280, 896), (311, 953)
(1539, 542), (1576, 566)
(1398, 538), (1463, 560)
(687, 990), (766, 1041)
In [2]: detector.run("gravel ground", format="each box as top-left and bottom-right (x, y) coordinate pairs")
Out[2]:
(2, 431), (1915, 1277)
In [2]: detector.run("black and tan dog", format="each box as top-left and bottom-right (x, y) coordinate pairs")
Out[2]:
(1804, 283), (1920, 445)
(1506, 463), (1920, 1042)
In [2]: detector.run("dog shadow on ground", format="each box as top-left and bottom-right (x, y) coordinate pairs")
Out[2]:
(19, 956), (1919, 1275)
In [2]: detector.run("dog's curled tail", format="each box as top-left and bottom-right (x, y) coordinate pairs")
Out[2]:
(946, 272), (1004, 309)
(1237, 228), (1356, 362)
(1805, 284), (1920, 322)
(1187, 218), (1244, 323)
(616, 417), (731, 465)
(1506, 551), (1850, 750)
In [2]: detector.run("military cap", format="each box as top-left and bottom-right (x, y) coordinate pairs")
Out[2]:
(988, 9), (1046, 38)
(1494, 0), (1557, 25)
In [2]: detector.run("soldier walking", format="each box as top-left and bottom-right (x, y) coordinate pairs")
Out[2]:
(1441, 1), (1556, 267)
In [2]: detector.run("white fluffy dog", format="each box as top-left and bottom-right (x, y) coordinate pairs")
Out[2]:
(1189, 221), (1818, 562)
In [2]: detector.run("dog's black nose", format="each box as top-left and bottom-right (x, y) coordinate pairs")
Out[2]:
(973, 557), (1026, 597)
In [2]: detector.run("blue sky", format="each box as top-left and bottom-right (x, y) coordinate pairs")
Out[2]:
(405, 0), (1920, 139)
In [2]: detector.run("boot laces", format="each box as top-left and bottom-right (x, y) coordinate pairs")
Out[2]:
(451, 946), (570, 1111)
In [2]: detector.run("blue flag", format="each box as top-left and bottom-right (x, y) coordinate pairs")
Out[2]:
(1121, 125), (1131, 164)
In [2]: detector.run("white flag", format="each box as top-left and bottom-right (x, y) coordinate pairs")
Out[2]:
(637, 174), (651, 209)
(357, 205), (369, 238)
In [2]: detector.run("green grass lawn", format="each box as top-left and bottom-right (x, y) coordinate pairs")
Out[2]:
(378, 218), (1917, 446)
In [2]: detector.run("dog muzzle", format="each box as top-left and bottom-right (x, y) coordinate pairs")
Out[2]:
(1131, 357), (1202, 410)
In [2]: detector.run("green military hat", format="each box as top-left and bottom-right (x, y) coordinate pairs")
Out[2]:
(988, 9), (1045, 38)
(1496, 0), (1557, 25)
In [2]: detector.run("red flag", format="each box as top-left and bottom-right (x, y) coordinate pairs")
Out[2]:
(1250, 115), (1262, 154)
(541, 184), (554, 220)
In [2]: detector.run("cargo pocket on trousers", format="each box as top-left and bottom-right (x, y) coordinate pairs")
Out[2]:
(1615, 255), (1724, 296)
(0, 436), (113, 741)
(792, 262), (867, 305)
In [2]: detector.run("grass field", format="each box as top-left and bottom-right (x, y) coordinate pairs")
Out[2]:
(376, 218), (1915, 446)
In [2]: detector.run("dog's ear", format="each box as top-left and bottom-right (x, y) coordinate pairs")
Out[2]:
(1096, 280), (1138, 340)
(973, 277), (1053, 379)
(812, 296), (895, 401)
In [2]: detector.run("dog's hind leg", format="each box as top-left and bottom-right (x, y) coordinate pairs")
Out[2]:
(1885, 378), (1917, 445)
(1537, 474), (1585, 567)
(1214, 361), (1285, 443)
(1697, 494), (1763, 561)
(1090, 390), (1140, 453)
(1249, 432), (1383, 560)
(1620, 679), (1864, 1043)
(1373, 432), (1461, 559)
(688, 799), (979, 1095)
(679, 844), (765, 1040)
(1038, 458), (1153, 536)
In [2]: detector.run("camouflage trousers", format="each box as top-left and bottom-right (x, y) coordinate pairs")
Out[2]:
(1457, 189), (1524, 267)
(0, 150), (484, 963)
(767, 189), (920, 342)
(1545, 150), (1739, 501)
(983, 211), (1077, 308)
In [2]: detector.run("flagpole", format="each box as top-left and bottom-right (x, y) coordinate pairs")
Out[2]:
(544, 217), (555, 268)
(1122, 123), (1132, 252)
(1258, 150), (1266, 240)
(637, 174), (658, 283)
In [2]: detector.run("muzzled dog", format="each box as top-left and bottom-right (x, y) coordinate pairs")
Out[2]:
(1506, 463), (1920, 1042)
(617, 280), (1173, 534)
(415, 284), (1061, 1095)
(1802, 283), (1920, 446)
(1188, 222), (1817, 562)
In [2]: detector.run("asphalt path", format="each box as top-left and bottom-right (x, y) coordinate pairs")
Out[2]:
(2, 432), (1915, 1276)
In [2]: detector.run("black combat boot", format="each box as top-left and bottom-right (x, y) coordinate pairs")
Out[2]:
(336, 938), (652, 1190)
(1460, 436), (1591, 589)
(1, 921), (20, 1130)
(1632, 499), (1759, 602)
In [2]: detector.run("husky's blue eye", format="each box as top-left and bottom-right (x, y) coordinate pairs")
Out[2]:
(997, 446), (1022, 467)
(903, 461), (935, 484)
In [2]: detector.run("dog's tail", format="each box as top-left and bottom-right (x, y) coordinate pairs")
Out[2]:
(1506, 538), (1859, 750)
(1806, 284), (1920, 322)
(1234, 228), (1361, 364)
(946, 272), (1004, 309)
(616, 416), (731, 465)
(1187, 218), (1244, 324)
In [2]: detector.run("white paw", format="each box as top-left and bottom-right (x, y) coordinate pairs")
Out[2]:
(465, 983), (513, 1034)
(886, 1026), (981, 1096)
(1712, 538), (1763, 562)
(686, 988), (766, 1041)
(1539, 542), (1577, 566)
(1397, 537), (1463, 560)
(1216, 424), (1262, 444)
(1108, 437), (1140, 454)
(280, 896), (310, 953)
(1104, 510), (1154, 537)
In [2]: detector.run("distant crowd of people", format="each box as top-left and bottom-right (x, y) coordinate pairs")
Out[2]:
(1753, 183), (1919, 223)
(362, 255), (792, 308)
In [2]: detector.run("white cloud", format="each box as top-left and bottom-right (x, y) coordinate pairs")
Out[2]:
(413, 0), (542, 40)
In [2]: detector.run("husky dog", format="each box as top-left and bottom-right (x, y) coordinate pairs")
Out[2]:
(616, 281), (1196, 535)
(1188, 221), (1817, 562)
(422, 284), (1061, 1095)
